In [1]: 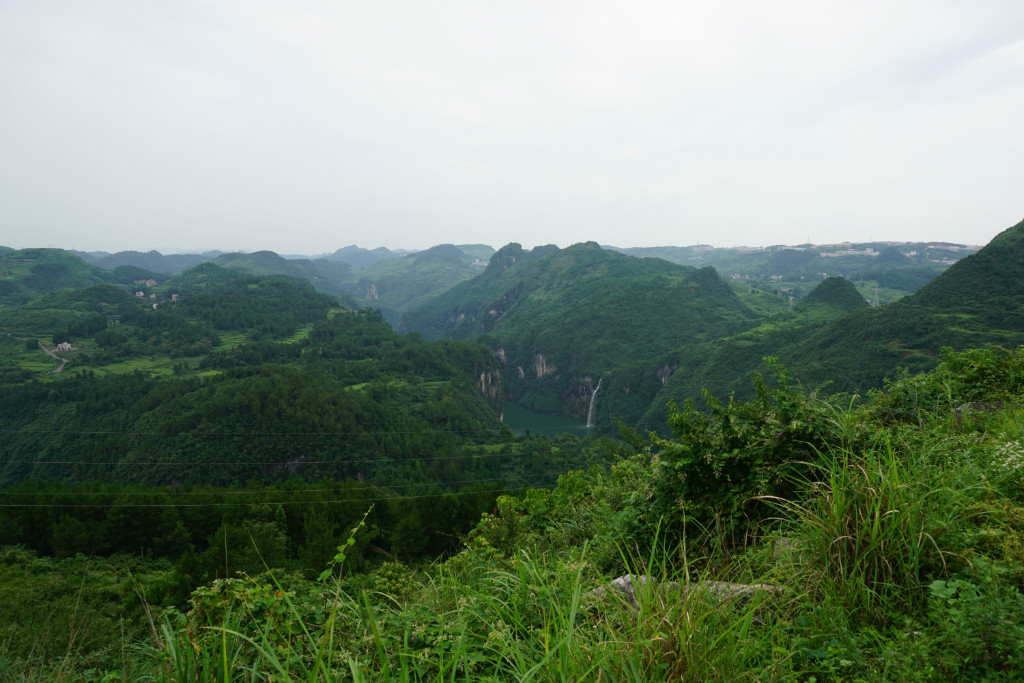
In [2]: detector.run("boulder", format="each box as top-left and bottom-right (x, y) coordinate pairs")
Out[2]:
(590, 574), (783, 608)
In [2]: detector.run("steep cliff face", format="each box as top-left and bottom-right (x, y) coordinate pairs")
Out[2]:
(477, 367), (503, 419)
(355, 280), (380, 300)
(533, 353), (556, 378)
(561, 375), (603, 419)
(490, 243), (525, 272)
(400, 243), (541, 339)
(479, 282), (523, 333)
(404, 242), (759, 424)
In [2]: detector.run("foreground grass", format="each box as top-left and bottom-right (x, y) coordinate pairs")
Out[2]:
(6, 348), (1024, 681)
(134, 408), (1023, 681)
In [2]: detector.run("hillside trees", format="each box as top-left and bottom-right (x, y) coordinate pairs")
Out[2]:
(404, 242), (760, 423)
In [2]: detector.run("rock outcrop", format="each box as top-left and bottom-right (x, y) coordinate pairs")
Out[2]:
(590, 574), (783, 609)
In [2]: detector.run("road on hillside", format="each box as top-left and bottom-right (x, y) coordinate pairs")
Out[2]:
(38, 341), (67, 373)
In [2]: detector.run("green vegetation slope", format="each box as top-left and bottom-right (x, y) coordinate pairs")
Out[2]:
(640, 219), (1024, 426)
(404, 242), (760, 422)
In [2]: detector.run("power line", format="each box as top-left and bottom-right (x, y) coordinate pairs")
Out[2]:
(0, 479), (561, 508)
(1, 427), (506, 437)
(0, 442), (577, 466)
(0, 471), (570, 497)
(0, 418), (639, 437)
(1, 452), (511, 467)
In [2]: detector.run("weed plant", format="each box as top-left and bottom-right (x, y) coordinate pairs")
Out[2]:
(6, 347), (1024, 680)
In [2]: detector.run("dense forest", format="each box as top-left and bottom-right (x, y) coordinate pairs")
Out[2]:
(3, 345), (1024, 680)
(401, 221), (1023, 430)
(0, 267), (609, 591)
(0, 220), (1021, 680)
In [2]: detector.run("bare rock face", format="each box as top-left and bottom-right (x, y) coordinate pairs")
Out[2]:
(477, 369), (501, 403)
(355, 279), (380, 300)
(590, 574), (783, 608)
(533, 353), (556, 378)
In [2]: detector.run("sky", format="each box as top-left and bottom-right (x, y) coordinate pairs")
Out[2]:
(1, 1), (1022, 255)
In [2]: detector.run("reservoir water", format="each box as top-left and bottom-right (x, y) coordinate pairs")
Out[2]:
(502, 401), (591, 436)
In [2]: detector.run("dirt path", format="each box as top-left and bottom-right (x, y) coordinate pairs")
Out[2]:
(38, 341), (67, 373)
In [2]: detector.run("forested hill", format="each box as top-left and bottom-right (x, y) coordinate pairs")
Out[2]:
(607, 240), (977, 291)
(783, 216), (1024, 390)
(796, 275), (869, 312)
(335, 244), (492, 324)
(71, 245), (495, 322)
(403, 242), (760, 419)
(644, 217), (1024, 423)
(210, 251), (354, 297)
(72, 249), (221, 274)
(0, 248), (163, 307)
(0, 281), (510, 487)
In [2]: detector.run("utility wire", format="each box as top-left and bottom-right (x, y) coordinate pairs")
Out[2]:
(0, 471), (574, 496)
(0, 443), (590, 466)
(0, 417), (641, 437)
(0, 480), (561, 508)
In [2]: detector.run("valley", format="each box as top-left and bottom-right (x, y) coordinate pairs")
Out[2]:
(0, 219), (1021, 680)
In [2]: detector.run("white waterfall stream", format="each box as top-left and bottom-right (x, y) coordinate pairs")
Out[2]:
(586, 378), (602, 429)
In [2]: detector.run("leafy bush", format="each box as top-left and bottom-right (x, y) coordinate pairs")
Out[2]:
(928, 577), (1024, 680)
(634, 361), (870, 552)
(871, 345), (1024, 426)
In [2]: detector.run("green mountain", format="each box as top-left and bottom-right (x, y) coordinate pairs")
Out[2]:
(210, 251), (352, 296)
(162, 261), (249, 294)
(404, 242), (759, 421)
(796, 275), (869, 312)
(343, 244), (491, 323)
(0, 277), (511, 488)
(65, 244), (498, 322)
(321, 244), (409, 268)
(608, 241), (975, 285)
(0, 286), (154, 380)
(637, 277), (868, 430)
(787, 217), (1024, 390)
(172, 246), (492, 320)
(609, 240), (977, 308)
(644, 217), (1024, 424)
(0, 248), (176, 311)
(0, 249), (117, 307)
(72, 249), (221, 274)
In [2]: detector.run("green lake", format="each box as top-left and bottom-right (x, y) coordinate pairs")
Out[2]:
(502, 401), (591, 436)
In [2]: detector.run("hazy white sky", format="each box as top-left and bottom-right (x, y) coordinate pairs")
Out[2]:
(1, 0), (1021, 254)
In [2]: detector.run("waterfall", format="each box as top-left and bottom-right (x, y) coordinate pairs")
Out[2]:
(586, 378), (602, 429)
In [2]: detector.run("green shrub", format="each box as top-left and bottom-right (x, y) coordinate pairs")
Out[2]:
(635, 361), (872, 554)
(871, 345), (1024, 427)
(928, 577), (1024, 680)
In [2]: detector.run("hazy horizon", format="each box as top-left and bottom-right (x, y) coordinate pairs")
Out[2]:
(2, 2), (1021, 254)
(2, 234), (992, 259)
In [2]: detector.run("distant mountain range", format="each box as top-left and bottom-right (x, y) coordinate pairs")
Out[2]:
(1, 224), (1014, 432)
(61, 244), (495, 324)
(402, 241), (761, 420)
(37, 237), (978, 321)
(399, 220), (1022, 428)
